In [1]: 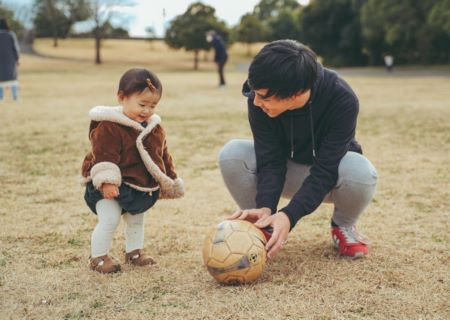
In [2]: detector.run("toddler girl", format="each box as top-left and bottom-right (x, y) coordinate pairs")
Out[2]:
(81, 68), (184, 273)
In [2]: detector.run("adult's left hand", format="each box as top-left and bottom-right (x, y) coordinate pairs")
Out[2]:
(254, 211), (291, 259)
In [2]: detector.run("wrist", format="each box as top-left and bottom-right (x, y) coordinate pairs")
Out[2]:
(277, 211), (292, 230)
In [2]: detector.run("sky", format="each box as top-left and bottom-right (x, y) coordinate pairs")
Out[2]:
(122, 0), (310, 37)
(7, 0), (310, 37)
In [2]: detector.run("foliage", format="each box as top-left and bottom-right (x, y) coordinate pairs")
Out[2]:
(165, 2), (229, 69)
(254, 0), (301, 20)
(234, 13), (267, 55)
(0, 5), (25, 32)
(33, 0), (90, 38)
(165, 2), (228, 51)
(361, 0), (449, 65)
(267, 8), (301, 41)
(252, 0), (302, 41)
(428, 0), (450, 35)
(300, 0), (367, 67)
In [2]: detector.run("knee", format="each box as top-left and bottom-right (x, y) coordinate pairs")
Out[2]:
(218, 139), (256, 177)
(218, 139), (254, 163)
(124, 213), (144, 227)
(99, 215), (121, 232)
(338, 152), (378, 186)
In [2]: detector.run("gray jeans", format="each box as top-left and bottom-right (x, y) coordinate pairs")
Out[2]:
(218, 139), (378, 227)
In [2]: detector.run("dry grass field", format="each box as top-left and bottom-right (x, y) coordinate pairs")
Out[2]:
(0, 39), (449, 320)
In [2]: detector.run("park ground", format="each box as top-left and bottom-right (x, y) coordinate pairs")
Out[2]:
(0, 39), (449, 319)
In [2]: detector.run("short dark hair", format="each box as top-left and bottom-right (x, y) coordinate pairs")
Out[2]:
(0, 17), (10, 31)
(118, 68), (162, 97)
(248, 40), (318, 99)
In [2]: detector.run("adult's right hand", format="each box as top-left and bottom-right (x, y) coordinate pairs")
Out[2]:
(227, 207), (272, 224)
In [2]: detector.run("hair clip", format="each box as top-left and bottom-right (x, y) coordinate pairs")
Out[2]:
(146, 78), (157, 92)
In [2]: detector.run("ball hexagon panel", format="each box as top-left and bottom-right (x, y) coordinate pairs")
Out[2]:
(225, 230), (253, 254)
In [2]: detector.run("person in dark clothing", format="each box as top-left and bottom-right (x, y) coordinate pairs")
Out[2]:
(219, 40), (378, 260)
(206, 30), (228, 87)
(0, 17), (20, 101)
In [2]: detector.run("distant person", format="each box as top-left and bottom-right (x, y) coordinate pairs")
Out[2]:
(0, 17), (20, 101)
(219, 40), (378, 260)
(206, 30), (228, 87)
(384, 55), (394, 72)
(81, 68), (184, 274)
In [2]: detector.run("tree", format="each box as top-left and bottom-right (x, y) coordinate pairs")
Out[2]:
(235, 13), (267, 56)
(145, 25), (156, 50)
(33, 0), (91, 47)
(428, 0), (450, 35)
(85, 0), (134, 64)
(419, 0), (450, 63)
(0, 5), (25, 32)
(165, 2), (229, 70)
(254, 0), (301, 20)
(252, 0), (302, 41)
(361, 0), (448, 65)
(268, 8), (301, 41)
(300, 0), (367, 66)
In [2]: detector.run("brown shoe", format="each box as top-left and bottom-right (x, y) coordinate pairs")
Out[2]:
(90, 255), (121, 274)
(125, 249), (155, 266)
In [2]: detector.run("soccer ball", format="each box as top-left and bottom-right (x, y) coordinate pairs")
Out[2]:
(202, 220), (267, 284)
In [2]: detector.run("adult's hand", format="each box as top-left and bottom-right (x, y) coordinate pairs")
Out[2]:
(101, 183), (119, 199)
(254, 211), (291, 259)
(227, 207), (271, 224)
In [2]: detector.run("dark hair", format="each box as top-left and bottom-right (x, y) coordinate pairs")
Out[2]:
(0, 17), (10, 31)
(118, 68), (162, 97)
(248, 40), (318, 99)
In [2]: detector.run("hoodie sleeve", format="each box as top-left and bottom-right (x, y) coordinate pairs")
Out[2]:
(280, 93), (359, 229)
(89, 121), (122, 189)
(248, 99), (287, 214)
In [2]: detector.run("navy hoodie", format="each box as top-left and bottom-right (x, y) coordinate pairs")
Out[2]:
(211, 34), (228, 63)
(243, 63), (362, 229)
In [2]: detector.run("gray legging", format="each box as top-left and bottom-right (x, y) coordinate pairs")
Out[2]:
(218, 139), (378, 227)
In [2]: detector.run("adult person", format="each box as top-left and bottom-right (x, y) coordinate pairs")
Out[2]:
(206, 30), (228, 88)
(0, 17), (20, 101)
(219, 40), (378, 260)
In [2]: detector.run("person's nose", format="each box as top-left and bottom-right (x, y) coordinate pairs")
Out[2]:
(142, 107), (152, 115)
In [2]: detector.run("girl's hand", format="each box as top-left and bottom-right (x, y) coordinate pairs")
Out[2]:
(101, 183), (119, 199)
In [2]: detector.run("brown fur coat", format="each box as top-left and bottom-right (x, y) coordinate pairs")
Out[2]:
(81, 106), (184, 199)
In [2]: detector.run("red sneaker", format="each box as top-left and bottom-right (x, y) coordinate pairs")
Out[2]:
(331, 225), (369, 258)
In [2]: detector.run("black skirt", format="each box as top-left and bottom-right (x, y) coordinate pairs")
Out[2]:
(84, 182), (159, 215)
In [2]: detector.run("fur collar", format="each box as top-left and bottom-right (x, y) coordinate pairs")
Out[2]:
(87, 105), (183, 199)
(89, 105), (161, 132)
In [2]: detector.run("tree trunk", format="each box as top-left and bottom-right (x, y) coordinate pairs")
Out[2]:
(95, 33), (101, 64)
(19, 29), (35, 54)
(194, 50), (199, 70)
(247, 43), (252, 56)
(45, 0), (58, 47)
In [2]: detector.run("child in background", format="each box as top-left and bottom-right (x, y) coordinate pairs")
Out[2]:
(81, 68), (184, 274)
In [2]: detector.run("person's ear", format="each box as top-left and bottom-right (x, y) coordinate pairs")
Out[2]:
(117, 91), (124, 104)
(293, 90), (308, 101)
